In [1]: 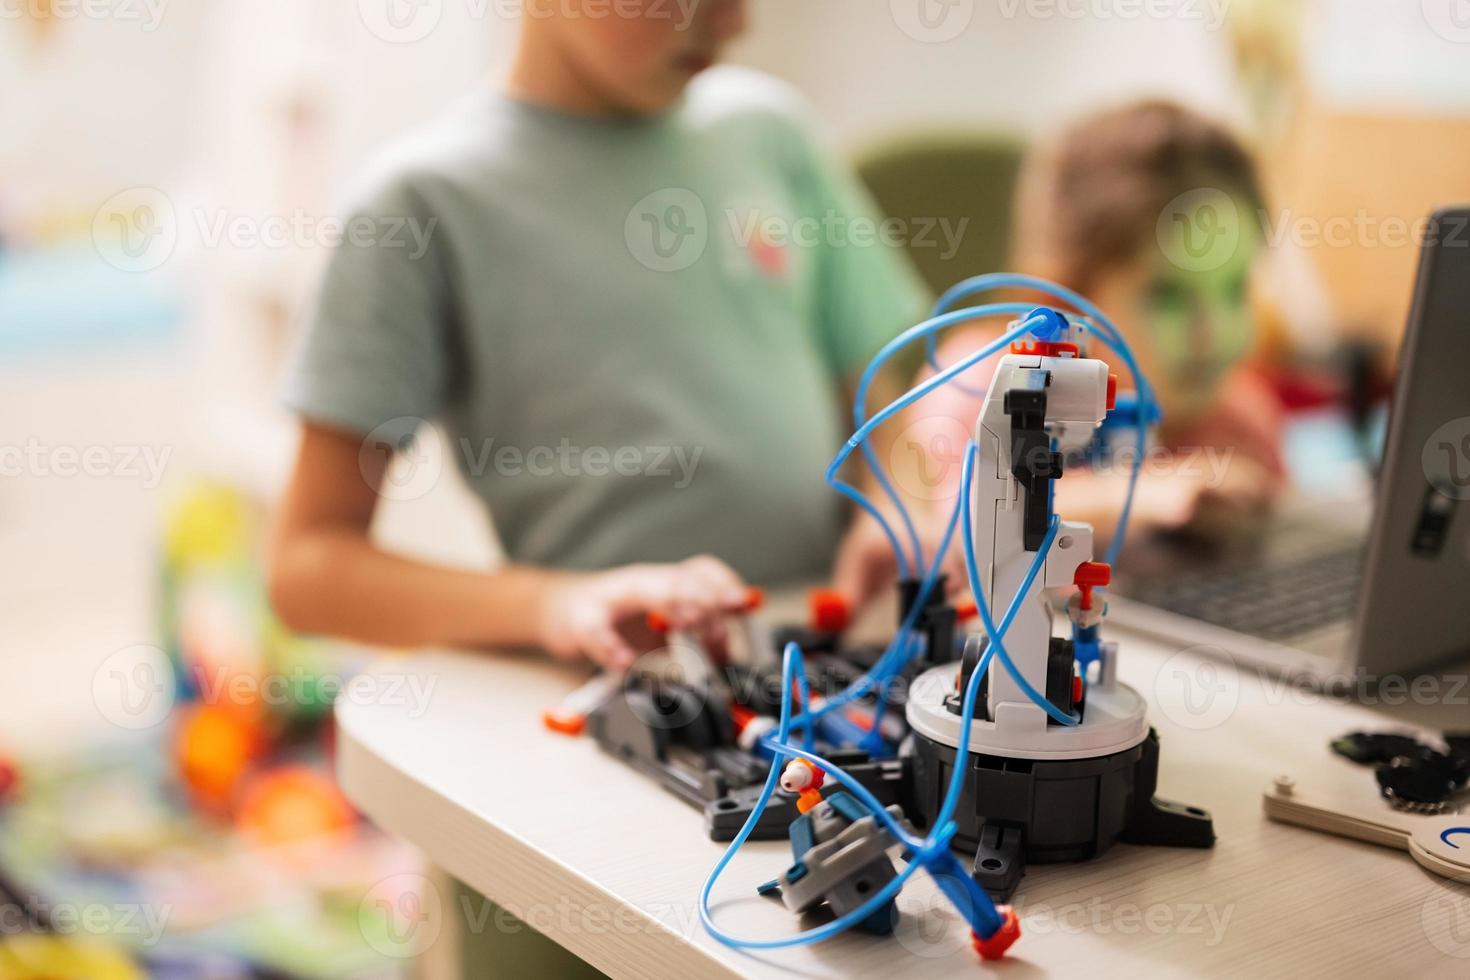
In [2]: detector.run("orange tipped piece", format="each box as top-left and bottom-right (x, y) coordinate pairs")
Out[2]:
(541, 708), (587, 736)
(973, 905), (1021, 960)
(808, 588), (850, 634)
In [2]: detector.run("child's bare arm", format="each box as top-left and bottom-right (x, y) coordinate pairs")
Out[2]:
(267, 423), (750, 668)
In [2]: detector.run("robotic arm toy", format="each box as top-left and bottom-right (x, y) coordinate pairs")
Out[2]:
(691, 276), (1213, 963)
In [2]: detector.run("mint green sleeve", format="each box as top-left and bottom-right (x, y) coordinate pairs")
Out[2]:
(788, 123), (931, 375)
(280, 174), (455, 445)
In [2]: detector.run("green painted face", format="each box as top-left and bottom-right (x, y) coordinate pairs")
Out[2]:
(1138, 214), (1259, 414)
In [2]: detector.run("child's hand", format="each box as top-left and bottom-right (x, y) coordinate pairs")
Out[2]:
(536, 556), (751, 670)
(830, 510), (967, 617)
(1186, 455), (1280, 538)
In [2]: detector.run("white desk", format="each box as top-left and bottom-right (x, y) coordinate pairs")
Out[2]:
(337, 628), (1470, 979)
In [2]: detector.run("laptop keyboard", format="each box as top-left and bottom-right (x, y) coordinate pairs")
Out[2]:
(1125, 544), (1365, 642)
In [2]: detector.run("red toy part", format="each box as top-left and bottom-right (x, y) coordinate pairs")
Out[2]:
(780, 759), (827, 814)
(972, 905), (1021, 960)
(541, 708), (587, 736)
(731, 704), (755, 731)
(1106, 372), (1118, 411)
(808, 588), (851, 634)
(1010, 340), (1079, 358)
(1073, 561), (1112, 611)
(645, 587), (764, 635)
(0, 754), (18, 804)
(954, 598), (978, 621)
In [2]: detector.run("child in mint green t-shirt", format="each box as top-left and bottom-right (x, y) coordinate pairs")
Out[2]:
(268, 0), (928, 670)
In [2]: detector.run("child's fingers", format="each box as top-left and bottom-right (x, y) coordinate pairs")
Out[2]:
(830, 533), (887, 614)
(695, 614), (731, 663)
(679, 555), (749, 608)
(582, 622), (638, 671)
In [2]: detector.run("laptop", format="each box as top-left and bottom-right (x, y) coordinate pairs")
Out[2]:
(1107, 206), (1470, 683)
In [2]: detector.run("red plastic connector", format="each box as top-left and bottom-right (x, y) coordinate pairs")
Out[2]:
(954, 598), (978, 621)
(780, 759), (827, 814)
(972, 905), (1021, 960)
(1010, 340), (1079, 358)
(808, 588), (851, 634)
(1073, 561), (1112, 611)
(541, 708), (587, 737)
(1106, 372), (1118, 411)
(648, 587), (763, 634)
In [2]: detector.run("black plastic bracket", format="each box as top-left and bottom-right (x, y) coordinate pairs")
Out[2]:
(1004, 379), (1063, 551)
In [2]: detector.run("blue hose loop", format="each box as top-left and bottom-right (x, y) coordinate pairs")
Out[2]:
(700, 274), (1152, 955)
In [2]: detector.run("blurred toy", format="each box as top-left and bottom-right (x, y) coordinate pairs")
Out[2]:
(173, 704), (263, 812)
(0, 935), (143, 980)
(160, 483), (350, 735)
(1330, 729), (1470, 813)
(0, 755), (18, 806)
(235, 766), (355, 851)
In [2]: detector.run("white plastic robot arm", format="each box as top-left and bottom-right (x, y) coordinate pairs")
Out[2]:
(972, 345), (1112, 734)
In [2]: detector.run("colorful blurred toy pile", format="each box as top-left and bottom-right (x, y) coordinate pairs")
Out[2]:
(0, 484), (425, 978)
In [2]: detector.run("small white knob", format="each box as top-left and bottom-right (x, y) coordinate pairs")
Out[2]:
(780, 761), (813, 793)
